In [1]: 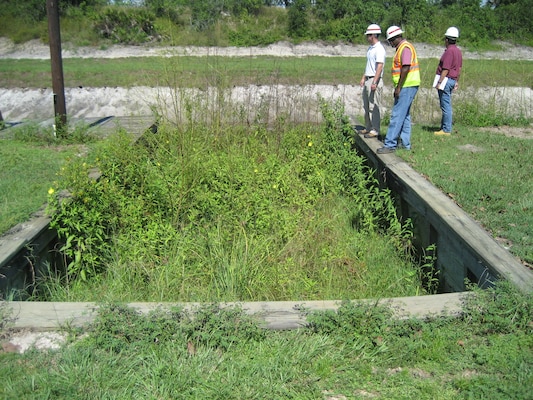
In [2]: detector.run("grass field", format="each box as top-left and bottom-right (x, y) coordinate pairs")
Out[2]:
(0, 138), (86, 234)
(0, 57), (532, 89)
(399, 124), (533, 265)
(0, 118), (101, 233)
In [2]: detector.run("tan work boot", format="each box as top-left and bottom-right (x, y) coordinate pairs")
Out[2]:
(364, 130), (379, 138)
(434, 130), (451, 136)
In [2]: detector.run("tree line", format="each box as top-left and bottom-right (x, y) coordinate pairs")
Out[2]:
(0, 0), (531, 47)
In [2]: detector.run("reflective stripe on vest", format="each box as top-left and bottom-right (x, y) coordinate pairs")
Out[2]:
(391, 41), (420, 87)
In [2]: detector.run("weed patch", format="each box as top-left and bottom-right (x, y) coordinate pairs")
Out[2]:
(42, 102), (422, 302)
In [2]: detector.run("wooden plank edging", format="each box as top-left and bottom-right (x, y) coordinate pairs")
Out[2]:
(354, 134), (533, 293)
(5, 292), (468, 331)
(0, 215), (51, 268)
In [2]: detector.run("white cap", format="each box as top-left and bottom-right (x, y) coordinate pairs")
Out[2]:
(445, 27), (459, 39)
(365, 24), (381, 35)
(386, 26), (403, 40)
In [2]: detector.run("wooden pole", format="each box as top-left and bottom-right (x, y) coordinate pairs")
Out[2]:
(46, 0), (67, 134)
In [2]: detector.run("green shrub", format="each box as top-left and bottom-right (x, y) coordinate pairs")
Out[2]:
(0, 15), (46, 43)
(144, 0), (183, 23)
(227, 13), (285, 46)
(84, 303), (265, 354)
(0, 0), (47, 22)
(307, 299), (394, 340)
(92, 6), (158, 44)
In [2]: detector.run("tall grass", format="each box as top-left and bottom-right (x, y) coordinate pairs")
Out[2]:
(40, 99), (424, 302)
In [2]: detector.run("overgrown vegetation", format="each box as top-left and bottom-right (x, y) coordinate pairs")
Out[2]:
(1, 281), (531, 398)
(39, 101), (425, 302)
(0, 0), (532, 47)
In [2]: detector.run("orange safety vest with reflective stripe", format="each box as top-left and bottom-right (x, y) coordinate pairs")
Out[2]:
(391, 40), (420, 87)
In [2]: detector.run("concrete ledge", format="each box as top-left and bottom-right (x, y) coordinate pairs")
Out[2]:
(5, 292), (468, 331)
(0, 214), (51, 268)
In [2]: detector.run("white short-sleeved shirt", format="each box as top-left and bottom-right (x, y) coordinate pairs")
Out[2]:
(364, 41), (386, 77)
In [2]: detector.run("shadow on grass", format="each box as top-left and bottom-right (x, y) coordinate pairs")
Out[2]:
(421, 125), (440, 133)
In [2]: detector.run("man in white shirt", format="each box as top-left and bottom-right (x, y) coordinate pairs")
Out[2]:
(359, 24), (386, 139)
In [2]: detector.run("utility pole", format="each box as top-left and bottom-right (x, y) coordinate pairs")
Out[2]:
(46, 0), (67, 134)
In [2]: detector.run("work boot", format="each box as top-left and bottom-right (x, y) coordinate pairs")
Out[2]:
(434, 130), (451, 136)
(376, 147), (395, 154)
(364, 130), (379, 138)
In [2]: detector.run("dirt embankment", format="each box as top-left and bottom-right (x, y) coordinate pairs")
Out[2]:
(2, 37), (533, 60)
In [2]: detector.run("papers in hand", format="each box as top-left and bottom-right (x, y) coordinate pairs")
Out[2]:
(433, 74), (448, 90)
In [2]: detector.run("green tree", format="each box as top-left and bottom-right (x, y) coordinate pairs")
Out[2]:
(288, 0), (308, 38)
(380, 0), (433, 40)
(313, 0), (352, 20)
(493, 0), (533, 40)
(441, 0), (494, 45)
(227, 0), (263, 16)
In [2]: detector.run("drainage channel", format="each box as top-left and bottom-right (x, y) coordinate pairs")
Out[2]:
(1, 118), (532, 331)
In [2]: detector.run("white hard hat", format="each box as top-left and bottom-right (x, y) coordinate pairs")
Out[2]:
(365, 24), (381, 35)
(445, 27), (459, 39)
(386, 26), (403, 40)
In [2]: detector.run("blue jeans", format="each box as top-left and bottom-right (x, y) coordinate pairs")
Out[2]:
(438, 78), (456, 133)
(384, 86), (419, 150)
